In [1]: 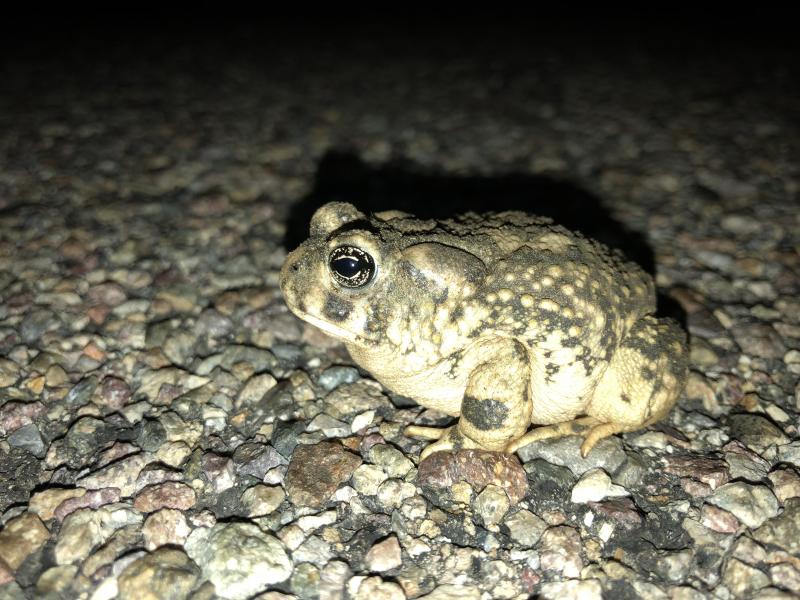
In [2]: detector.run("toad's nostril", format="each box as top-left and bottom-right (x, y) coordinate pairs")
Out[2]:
(291, 261), (300, 272)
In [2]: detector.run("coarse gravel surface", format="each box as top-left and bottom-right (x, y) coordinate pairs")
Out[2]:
(0, 19), (798, 600)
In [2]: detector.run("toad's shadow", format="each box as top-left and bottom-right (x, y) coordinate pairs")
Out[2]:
(285, 151), (684, 322)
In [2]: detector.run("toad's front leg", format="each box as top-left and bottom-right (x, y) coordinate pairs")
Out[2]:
(410, 340), (532, 461)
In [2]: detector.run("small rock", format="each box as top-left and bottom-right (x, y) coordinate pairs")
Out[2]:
(663, 455), (730, 490)
(768, 467), (800, 503)
(185, 522), (291, 600)
(201, 453), (236, 493)
(588, 497), (643, 530)
(416, 585), (482, 600)
(291, 562), (322, 598)
(236, 373), (278, 406)
(416, 449), (528, 504)
(517, 435), (627, 477)
(118, 547), (201, 600)
(142, 509), (191, 550)
(730, 323), (786, 359)
(271, 421), (306, 457)
(753, 497), (800, 553)
(701, 504), (740, 533)
(285, 441), (362, 508)
(134, 482), (196, 513)
(7, 423), (46, 457)
(728, 414), (789, 451)
(0, 357), (20, 387)
(722, 558), (770, 598)
(319, 560), (352, 600)
(539, 526), (583, 578)
(97, 376), (133, 410)
(233, 442), (284, 479)
(240, 484), (285, 517)
(54, 488), (121, 521)
(35, 565), (79, 596)
(44, 364), (70, 387)
(293, 535), (333, 566)
(0, 401), (46, 436)
(368, 444), (413, 479)
(770, 563), (800, 595)
(539, 579), (603, 600)
(570, 468), (629, 503)
(707, 482), (779, 528)
(77, 453), (150, 497)
(55, 505), (142, 565)
(365, 536), (402, 572)
(503, 509), (547, 547)
(29, 488), (86, 521)
(352, 576), (406, 600)
(351, 464), (389, 495)
(473, 484), (510, 527)
(0, 512), (50, 570)
(318, 366), (360, 391)
(307, 413), (350, 438)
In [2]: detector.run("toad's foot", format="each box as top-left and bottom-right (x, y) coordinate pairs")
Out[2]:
(404, 425), (449, 440)
(505, 416), (611, 458)
(410, 425), (485, 461)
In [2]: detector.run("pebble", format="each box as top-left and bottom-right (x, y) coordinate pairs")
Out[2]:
(7, 422), (46, 457)
(352, 464), (389, 495)
(727, 414), (789, 451)
(185, 522), (292, 600)
(54, 488), (121, 521)
(285, 441), (362, 507)
(768, 467), (800, 503)
(28, 488), (87, 521)
(351, 575), (406, 600)
(117, 547), (201, 600)
(722, 558), (770, 598)
(539, 526), (583, 578)
(707, 482), (779, 528)
(236, 373), (278, 406)
(0, 512), (50, 570)
(133, 482), (197, 512)
(753, 497), (800, 554)
(365, 536), (402, 572)
(201, 452), (236, 493)
(240, 484), (286, 517)
(539, 580), (603, 600)
(517, 435), (627, 477)
(0, 358), (20, 387)
(503, 509), (548, 547)
(416, 449), (528, 504)
(77, 453), (150, 497)
(232, 442), (285, 479)
(55, 505), (142, 565)
(142, 509), (191, 550)
(472, 484), (510, 527)
(318, 366), (361, 391)
(0, 401), (46, 436)
(570, 468), (630, 503)
(730, 323), (786, 359)
(368, 444), (414, 479)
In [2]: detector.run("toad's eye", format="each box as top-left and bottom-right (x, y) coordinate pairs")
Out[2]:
(328, 246), (376, 288)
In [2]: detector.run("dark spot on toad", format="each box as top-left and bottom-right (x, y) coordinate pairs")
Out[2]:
(462, 396), (509, 430)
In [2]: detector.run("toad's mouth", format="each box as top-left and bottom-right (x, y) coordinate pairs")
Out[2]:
(292, 309), (359, 344)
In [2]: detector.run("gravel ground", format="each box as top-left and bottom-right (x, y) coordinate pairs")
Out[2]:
(0, 19), (798, 600)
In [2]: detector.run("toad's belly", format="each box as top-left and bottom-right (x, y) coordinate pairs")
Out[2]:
(347, 343), (603, 423)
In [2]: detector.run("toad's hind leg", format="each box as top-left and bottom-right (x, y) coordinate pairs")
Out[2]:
(582, 315), (688, 455)
(411, 339), (532, 460)
(507, 316), (688, 458)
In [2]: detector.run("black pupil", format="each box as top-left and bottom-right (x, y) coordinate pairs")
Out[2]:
(329, 246), (375, 288)
(333, 257), (361, 278)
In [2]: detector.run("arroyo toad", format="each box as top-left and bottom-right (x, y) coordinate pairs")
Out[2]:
(280, 202), (688, 459)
